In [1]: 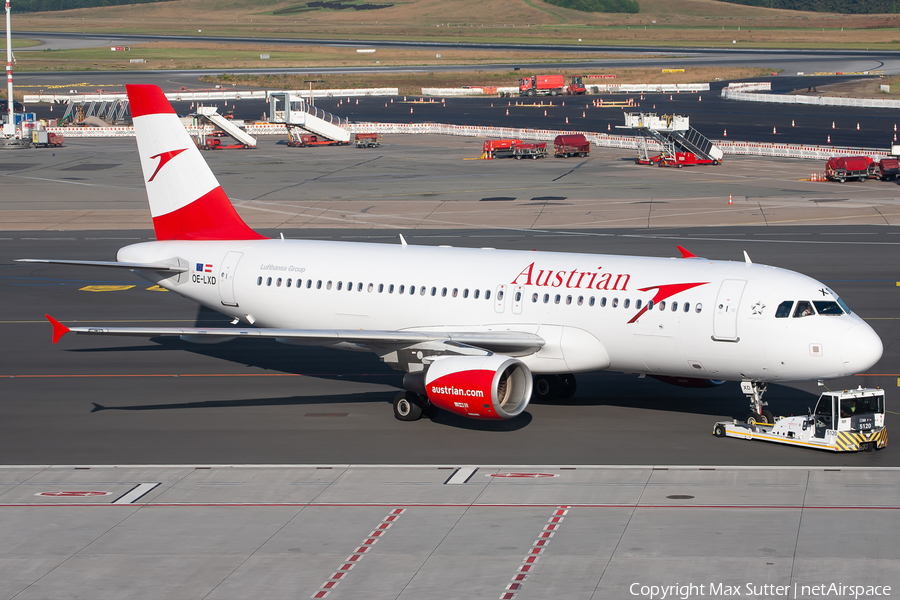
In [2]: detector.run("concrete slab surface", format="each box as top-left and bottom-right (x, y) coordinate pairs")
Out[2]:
(0, 466), (897, 600)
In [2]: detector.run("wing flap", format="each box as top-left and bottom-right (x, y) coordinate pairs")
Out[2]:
(43, 316), (545, 353)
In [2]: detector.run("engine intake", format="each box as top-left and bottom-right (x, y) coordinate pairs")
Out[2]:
(422, 355), (533, 419)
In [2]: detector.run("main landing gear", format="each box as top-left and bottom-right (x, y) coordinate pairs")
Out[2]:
(741, 380), (774, 425)
(393, 391), (438, 422)
(532, 374), (577, 401)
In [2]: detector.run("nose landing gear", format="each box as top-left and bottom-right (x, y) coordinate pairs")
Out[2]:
(741, 380), (774, 425)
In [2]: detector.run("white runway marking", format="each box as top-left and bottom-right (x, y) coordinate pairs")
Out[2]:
(112, 482), (160, 504)
(445, 467), (478, 484)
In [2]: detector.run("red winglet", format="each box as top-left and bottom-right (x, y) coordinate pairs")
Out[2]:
(676, 245), (698, 259)
(45, 314), (70, 344)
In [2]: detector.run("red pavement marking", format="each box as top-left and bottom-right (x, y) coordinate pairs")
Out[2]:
(311, 508), (407, 599)
(498, 506), (569, 600)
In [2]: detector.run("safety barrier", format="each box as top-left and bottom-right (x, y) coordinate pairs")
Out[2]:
(24, 87), (400, 104)
(722, 82), (772, 93)
(721, 86), (900, 109)
(43, 121), (892, 160)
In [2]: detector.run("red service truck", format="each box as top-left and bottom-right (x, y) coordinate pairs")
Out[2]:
(874, 158), (900, 181)
(554, 134), (590, 158)
(287, 134), (347, 148)
(825, 156), (872, 183)
(31, 131), (63, 148)
(483, 139), (548, 159)
(355, 133), (381, 148)
(519, 75), (586, 96)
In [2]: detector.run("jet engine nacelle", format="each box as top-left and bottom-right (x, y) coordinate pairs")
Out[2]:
(424, 355), (533, 420)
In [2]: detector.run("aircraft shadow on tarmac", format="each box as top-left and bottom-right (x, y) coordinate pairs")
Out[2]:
(72, 306), (820, 429)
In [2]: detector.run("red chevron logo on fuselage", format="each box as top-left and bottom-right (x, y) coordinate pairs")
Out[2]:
(627, 281), (709, 324)
(148, 148), (187, 182)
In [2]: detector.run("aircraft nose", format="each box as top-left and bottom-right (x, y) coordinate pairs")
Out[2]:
(840, 322), (883, 374)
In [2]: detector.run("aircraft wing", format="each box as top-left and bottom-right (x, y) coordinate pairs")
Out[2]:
(44, 315), (545, 354)
(17, 259), (188, 273)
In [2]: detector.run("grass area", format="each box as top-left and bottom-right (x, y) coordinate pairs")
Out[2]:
(12, 42), (653, 71)
(200, 66), (772, 95)
(12, 38), (41, 48)
(7, 0), (900, 50)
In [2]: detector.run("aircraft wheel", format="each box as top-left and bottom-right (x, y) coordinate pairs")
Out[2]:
(558, 374), (577, 399)
(533, 374), (562, 401)
(746, 412), (763, 427)
(393, 391), (422, 421)
(714, 424), (726, 438)
(762, 410), (775, 424)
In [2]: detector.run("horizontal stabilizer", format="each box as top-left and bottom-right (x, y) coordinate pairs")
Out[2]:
(17, 259), (188, 273)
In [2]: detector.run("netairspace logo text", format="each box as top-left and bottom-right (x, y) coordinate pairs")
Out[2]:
(630, 582), (892, 600)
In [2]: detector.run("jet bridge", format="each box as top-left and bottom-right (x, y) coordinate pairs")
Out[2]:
(268, 92), (351, 144)
(622, 112), (723, 166)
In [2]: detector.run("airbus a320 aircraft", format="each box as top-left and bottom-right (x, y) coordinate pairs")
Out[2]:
(21, 85), (883, 424)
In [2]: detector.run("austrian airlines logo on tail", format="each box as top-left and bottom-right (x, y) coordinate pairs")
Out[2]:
(148, 148), (187, 182)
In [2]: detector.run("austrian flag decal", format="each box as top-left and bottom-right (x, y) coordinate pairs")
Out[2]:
(196, 263), (213, 273)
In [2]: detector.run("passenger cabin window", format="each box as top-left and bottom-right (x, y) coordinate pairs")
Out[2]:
(543, 294), (549, 304)
(337, 281), (343, 291)
(276, 278), (282, 287)
(635, 299), (642, 309)
(532, 293), (539, 303)
(388, 284), (394, 294)
(671, 301), (677, 312)
(286, 279), (292, 288)
(266, 277), (272, 286)
(257, 277), (262, 286)
(485, 290), (491, 300)
(474, 289), (480, 299)
(775, 301), (793, 318)
(515, 291), (521, 302)
(326, 281), (332, 290)
(357, 282), (363, 292)
(418, 286), (424, 295)
(399, 285), (405, 294)
(612, 298), (618, 308)
(453, 288), (458, 298)
(623, 298), (630, 309)
(695, 303), (702, 313)
(600, 297), (607, 307)
(683, 302), (690, 313)
(464, 289), (469, 298)
(658, 301), (666, 311)
(589, 297), (595, 307)
(814, 301), (844, 316)
(793, 301), (815, 318)
(315, 280), (321, 289)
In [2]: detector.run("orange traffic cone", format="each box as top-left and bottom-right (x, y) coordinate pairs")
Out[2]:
(699, 96), (702, 102)
(728, 194), (733, 205)
(827, 135), (831, 143)
(356, 99), (358, 105)
(857, 123), (860, 130)
(773, 127), (777, 134)
(583, 111), (586, 118)
(544, 110), (547, 116)
(491, 103), (493, 107)
(566, 117), (569, 124)
(792, 120), (795, 127)
(832, 121), (835, 129)
(506, 109), (509, 115)
(723, 129), (727, 137)
(608, 123), (611, 131)
(410, 107), (413, 114)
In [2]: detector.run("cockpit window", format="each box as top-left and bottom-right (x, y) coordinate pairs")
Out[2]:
(836, 296), (852, 315)
(793, 300), (815, 318)
(775, 301), (793, 318)
(813, 301), (844, 316)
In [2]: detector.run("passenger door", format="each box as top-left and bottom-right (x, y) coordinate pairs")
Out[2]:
(712, 279), (746, 342)
(218, 251), (243, 307)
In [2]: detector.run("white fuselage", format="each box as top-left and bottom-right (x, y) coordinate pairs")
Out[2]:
(118, 239), (883, 383)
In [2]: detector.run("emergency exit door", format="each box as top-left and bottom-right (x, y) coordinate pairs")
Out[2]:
(712, 279), (746, 342)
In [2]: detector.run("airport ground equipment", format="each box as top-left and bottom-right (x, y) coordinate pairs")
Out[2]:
(713, 387), (887, 452)
(268, 92), (351, 144)
(622, 112), (723, 167)
(195, 106), (257, 149)
(874, 158), (900, 180)
(554, 134), (590, 158)
(355, 132), (381, 148)
(824, 156), (872, 183)
(287, 132), (348, 148)
(31, 130), (63, 148)
(482, 139), (548, 159)
(518, 75), (585, 97)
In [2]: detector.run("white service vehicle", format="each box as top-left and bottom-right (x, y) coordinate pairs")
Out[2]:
(713, 386), (887, 452)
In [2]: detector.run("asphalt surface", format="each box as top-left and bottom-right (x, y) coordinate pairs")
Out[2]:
(14, 72), (900, 149)
(2, 227), (896, 466)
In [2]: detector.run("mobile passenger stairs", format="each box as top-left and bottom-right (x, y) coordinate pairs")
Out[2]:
(268, 92), (351, 146)
(621, 112), (723, 168)
(194, 106), (257, 150)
